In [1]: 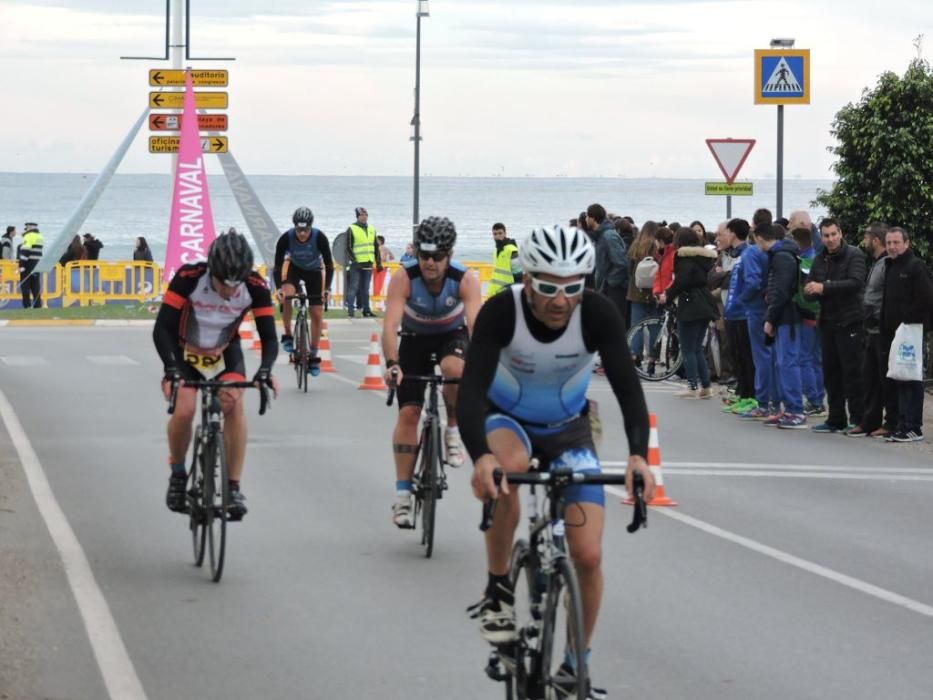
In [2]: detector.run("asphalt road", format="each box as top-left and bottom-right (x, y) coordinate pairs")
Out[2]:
(1, 322), (932, 699)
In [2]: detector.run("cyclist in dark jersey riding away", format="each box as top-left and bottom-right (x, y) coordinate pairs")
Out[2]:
(153, 233), (280, 519)
(274, 206), (335, 376)
(458, 225), (655, 699)
(381, 217), (483, 528)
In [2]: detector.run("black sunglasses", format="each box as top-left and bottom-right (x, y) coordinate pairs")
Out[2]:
(418, 250), (448, 262)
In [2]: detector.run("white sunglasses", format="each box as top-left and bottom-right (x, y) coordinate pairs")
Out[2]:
(530, 276), (585, 297)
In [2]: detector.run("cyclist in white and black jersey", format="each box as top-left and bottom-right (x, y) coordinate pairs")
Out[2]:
(153, 233), (279, 519)
(381, 217), (483, 528)
(458, 225), (655, 699)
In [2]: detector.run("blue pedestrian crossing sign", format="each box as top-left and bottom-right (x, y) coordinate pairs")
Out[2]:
(755, 49), (810, 104)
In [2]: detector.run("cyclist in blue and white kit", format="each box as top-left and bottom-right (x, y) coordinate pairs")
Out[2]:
(273, 206), (335, 375)
(381, 217), (483, 528)
(458, 225), (655, 699)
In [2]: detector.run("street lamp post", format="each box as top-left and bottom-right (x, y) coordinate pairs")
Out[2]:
(411, 0), (429, 239)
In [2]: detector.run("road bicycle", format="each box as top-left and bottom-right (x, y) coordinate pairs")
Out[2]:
(627, 304), (682, 381)
(291, 280), (311, 392)
(168, 377), (270, 582)
(480, 464), (646, 699)
(386, 353), (460, 558)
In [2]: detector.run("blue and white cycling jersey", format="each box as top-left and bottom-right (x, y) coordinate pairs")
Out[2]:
(401, 260), (467, 335)
(488, 286), (595, 427)
(286, 227), (323, 271)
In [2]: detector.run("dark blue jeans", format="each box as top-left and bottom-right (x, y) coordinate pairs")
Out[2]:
(346, 265), (372, 314)
(774, 323), (804, 414)
(678, 318), (711, 389)
(896, 380), (924, 433)
(629, 301), (660, 359)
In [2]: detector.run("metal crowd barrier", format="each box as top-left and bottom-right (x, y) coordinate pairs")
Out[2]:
(0, 260), (498, 309)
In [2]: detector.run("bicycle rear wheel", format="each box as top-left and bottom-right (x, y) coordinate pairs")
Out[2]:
(206, 431), (229, 583)
(626, 317), (682, 381)
(418, 420), (441, 558)
(539, 557), (587, 699)
(189, 428), (206, 567)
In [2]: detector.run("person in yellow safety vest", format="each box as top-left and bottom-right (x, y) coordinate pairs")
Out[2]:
(488, 222), (522, 295)
(18, 222), (44, 309)
(344, 206), (382, 318)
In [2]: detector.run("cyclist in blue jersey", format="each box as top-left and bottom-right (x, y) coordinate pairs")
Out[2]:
(458, 225), (655, 699)
(273, 206), (335, 376)
(381, 217), (483, 528)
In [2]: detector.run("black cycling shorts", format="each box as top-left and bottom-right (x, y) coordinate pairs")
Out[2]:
(284, 264), (324, 306)
(397, 327), (469, 407)
(179, 340), (247, 382)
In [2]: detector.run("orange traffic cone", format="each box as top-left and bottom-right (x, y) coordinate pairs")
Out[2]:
(358, 332), (387, 390)
(239, 320), (254, 342)
(625, 412), (677, 506)
(318, 321), (336, 373)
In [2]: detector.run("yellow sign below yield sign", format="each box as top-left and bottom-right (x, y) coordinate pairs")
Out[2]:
(705, 182), (754, 196)
(148, 92), (228, 109)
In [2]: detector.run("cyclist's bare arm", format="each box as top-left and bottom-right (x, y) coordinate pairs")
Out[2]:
(459, 269), (483, 336)
(381, 268), (411, 380)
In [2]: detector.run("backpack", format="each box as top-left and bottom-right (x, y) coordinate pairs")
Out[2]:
(634, 256), (659, 289)
(793, 254), (820, 319)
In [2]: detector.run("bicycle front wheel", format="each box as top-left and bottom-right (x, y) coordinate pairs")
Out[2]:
(418, 420), (441, 559)
(539, 557), (587, 699)
(626, 316), (682, 381)
(504, 539), (536, 699)
(295, 314), (309, 392)
(189, 428), (206, 567)
(206, 431), (229, 583)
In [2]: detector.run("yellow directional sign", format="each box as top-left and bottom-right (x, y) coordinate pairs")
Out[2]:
(148, 91), (228, 109)
(149, 69), (229, 87)
(149, 136), (229, 154)
(705, 182), (753, 196)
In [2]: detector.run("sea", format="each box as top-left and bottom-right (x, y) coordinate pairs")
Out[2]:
(0, 173), (832, 263)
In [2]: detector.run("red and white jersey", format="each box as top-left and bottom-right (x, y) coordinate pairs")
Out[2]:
(162, 263), (274, 352)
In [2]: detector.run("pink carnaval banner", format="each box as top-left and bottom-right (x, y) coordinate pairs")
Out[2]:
(162, 70), (217, 284)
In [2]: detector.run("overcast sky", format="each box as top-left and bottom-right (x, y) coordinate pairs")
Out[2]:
(0, 0), (928, 178)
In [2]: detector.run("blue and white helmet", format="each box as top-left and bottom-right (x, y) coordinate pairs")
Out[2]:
(520, 225), (595, 277)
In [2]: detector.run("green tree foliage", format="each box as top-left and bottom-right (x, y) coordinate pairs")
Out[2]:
(815, 59), (933, 258)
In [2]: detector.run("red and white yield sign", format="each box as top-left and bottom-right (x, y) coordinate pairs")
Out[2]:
(706, 139), (756, 184)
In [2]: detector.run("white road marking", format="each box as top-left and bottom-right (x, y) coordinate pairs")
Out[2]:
(605, 485), (933, 619)
(335, 354), (367, 365)
(0, 388), (148, 700)
(1, 356), (50, 366)
(86, 355), (139, 366)
(601, 462), (933, 481)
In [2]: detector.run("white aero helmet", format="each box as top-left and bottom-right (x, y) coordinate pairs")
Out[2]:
(520, 225), (595, 277)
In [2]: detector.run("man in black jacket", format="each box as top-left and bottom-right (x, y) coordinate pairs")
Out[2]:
(879, 227), (933, 442)
(758, 224), (806, 428)
(804, 218), (866, 433)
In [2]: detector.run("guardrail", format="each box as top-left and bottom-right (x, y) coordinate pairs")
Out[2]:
(0, 259), (498, 309)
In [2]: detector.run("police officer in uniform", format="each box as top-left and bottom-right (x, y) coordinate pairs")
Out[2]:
(18, 222), (44, 308)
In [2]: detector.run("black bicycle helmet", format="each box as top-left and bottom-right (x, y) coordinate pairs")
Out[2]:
(207, 232), (254, 283)
(415, 216), (457, 252)
(292, 206), (314, 228)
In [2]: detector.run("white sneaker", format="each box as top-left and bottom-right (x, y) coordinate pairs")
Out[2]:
(392, 494), (414, 529)
(445, 428), (466, 468)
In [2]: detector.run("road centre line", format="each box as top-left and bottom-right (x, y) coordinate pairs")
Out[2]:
(604, 484), (933, 619)
(0, 388), (148, 700)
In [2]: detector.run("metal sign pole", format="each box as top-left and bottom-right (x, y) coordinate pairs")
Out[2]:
(727, 194), (732, 220)
(776, 104), (784, 219)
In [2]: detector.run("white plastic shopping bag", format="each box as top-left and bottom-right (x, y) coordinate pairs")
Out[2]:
(887, 323), (924, 382)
